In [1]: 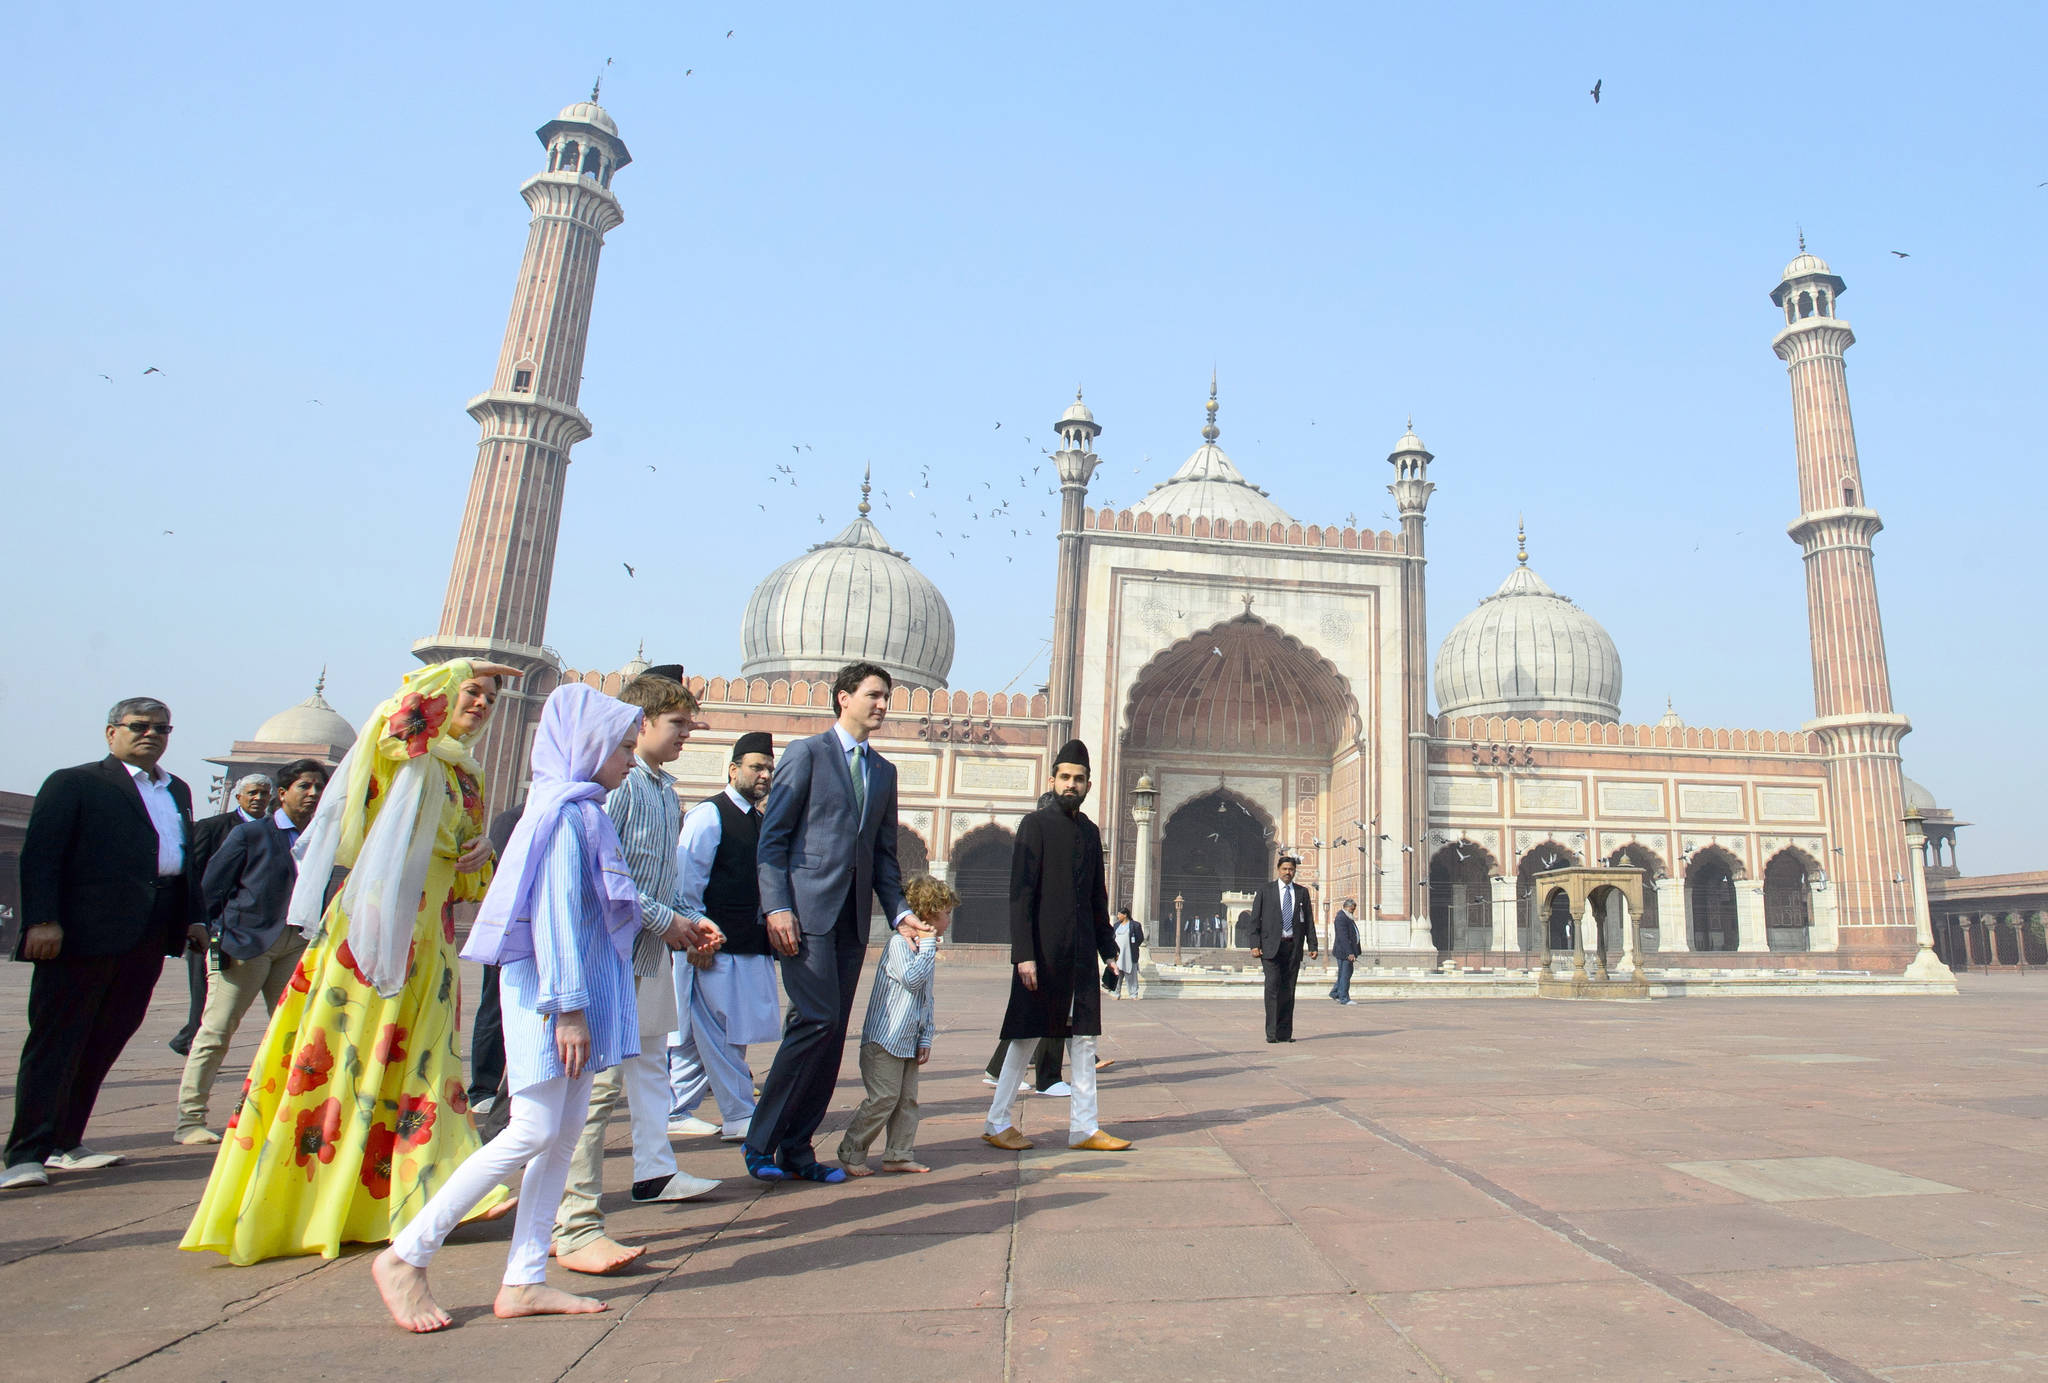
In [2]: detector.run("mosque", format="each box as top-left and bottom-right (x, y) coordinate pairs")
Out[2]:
(211, 96), (2043, 977)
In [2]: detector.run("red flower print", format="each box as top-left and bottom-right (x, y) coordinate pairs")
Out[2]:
(445, 1080), (469, 1117)
(441, 897), (457, 945)
(385, 692), (449, 759)
(359, 1123), (398, 1199)
(288, 957), (311, 993)
(293, 1098), (344, 1179)
(455, 770), (482, 816)
(366, 774), (380, 804)
(373, 1023), (408, 1067)
(336, 938), (372, 987)
(226, 1078), (253, 1131)
(286, 1029), (336, 1096)
(394, 1093), (439, 1150)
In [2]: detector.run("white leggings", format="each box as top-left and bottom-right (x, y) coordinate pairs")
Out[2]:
(391, 1071), (594, 1286)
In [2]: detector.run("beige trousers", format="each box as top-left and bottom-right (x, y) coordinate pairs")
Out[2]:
(174, 930), (306, 1133)
(837, 1043), (922, 1167)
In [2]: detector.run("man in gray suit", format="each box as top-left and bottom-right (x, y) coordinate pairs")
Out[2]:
(747, 661), (925, 1183)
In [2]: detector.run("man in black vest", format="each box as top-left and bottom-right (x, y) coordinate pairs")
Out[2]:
(6, 697), (206, 1190)
(672, 731), (784, 1143)
(1248, 852), (1318, 1043)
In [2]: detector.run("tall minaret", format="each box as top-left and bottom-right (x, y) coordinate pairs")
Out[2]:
(1770, 243), (1916, 965)
(414, 93), (630, 813)
(1044, 387), (1101, 757)
(1388, 422), (1435, 951)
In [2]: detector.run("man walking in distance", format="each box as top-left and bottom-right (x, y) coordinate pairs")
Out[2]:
(5, 698), (207, 1190)
(983, 741), (1129, 1154)
(1249, 852), (1317, 1043)
(749, 661), (925, 1184)
(671, 731), (784, 1142)
(171, 775), (272, 1055)
(1328, 896), (1362, 1006)
(173, 760), (329, 1143)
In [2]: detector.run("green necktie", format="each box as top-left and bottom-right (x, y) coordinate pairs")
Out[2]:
(849, 743), (867, 821)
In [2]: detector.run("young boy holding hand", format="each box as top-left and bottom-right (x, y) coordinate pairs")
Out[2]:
(838, 876), (958, 1176)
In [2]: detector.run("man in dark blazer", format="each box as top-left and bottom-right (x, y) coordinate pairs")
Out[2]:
(748, 661), (923, 1183)
(172, 759), (328, 1143)
(5, 697), (205, 1189)
(170, 774), (273, 1055)
(1328, 896), (1362, 1005)
(1248, 852), (1318, 1043)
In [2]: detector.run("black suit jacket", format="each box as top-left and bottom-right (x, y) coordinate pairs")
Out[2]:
(1331, 908), (1362, 960)
(189, 809), (253, 893)
(203, 816), (301, 960)
(17, 756), (196, 960)
(1248, 879), (1317, 961)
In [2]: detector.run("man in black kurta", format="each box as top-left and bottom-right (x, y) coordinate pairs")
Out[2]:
(981, 741), (1128, 1152)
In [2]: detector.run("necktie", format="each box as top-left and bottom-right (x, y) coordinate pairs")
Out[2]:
(1282, 885), (1293, 935)
(848, 743), (867, 821)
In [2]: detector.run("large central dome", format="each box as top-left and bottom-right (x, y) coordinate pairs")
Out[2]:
(1132, 380), (1294, 527)
(740, 473), (955, 690)
(1435, 536), (1623, 722)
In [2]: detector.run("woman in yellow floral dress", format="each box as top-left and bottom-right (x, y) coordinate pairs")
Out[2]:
(183, 658), (521, 1264)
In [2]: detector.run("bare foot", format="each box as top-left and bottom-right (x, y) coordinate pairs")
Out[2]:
(493, 1283), (609, 1320)
(881, 1160), (932, 1174)
(372, 1248), (452, 1333)
(476, 1190), (518, 1222)
(553, 1236), (645, 1275)
(842, 1162), (874, 1178)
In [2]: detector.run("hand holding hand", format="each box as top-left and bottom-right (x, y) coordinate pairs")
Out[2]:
(554, 1010), (591, 1079)
(687, 947), (716, 971)
(22, 923), (61, 961)
(454, 836), (493, 874)
(685, 918), (726, 953)
(1017, 960), (1038, 991)
(766, 910), (800, 957)
(898, 916), (933, 941)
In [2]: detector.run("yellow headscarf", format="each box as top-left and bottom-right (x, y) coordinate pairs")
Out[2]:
(330, 659), (487, 869)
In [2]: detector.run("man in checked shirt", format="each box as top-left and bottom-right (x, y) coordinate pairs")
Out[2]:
(548, 672), (725, 1277)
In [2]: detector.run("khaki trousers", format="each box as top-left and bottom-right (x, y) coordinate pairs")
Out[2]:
(837, 1042), (922, 1167)
(174, 931), (306, 1133)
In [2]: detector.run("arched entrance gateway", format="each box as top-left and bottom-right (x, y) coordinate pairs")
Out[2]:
(949, 823), (1014, 945)
(1123, 614), (1362, 939)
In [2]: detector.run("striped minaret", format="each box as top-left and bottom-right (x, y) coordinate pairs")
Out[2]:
(414, 93), (630, 816)
(1771, 244), (1916, 966)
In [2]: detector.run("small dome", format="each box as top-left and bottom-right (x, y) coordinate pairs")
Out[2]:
(556, 100), (618, 136)
(1902, 776), (1939, 814)
(741, 483), (954, 691)
(1781, 251), (1832, 281)
(252, 684), (355, 749)
(617, 644), (650, 680)
(1060, 388), (1095, 426)
(1131, 384), (1294, 527)
(1656, 698), (1684, 730)
(1435, 550), (1623, 722)
(1392, 424), (1429, 456)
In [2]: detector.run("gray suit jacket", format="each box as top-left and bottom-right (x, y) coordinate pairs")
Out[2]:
(756, 729), (908, 936)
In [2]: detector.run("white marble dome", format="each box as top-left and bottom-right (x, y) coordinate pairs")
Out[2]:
(252, 684), (355, 749)
(1902, 777), (1939, 814)
(1781, 251), (1834, 281)
(1435, 556), (1623, 722)
(556, 100), (618, 136)
(1132, 387), (1293, 527)
(740, 485), (954, 691)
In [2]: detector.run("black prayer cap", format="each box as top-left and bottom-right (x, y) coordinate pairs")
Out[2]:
(643, 663), (686, 682)
(1054, 738), (1091, 772)
(731, 731), (773, 762)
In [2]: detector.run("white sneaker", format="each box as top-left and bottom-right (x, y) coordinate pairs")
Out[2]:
(471, 1096), (498, 1117)
(719, 1123), (751, 1143)
(1040, 1082), (1073, 1098)
(981, 1076), (999, 1086)
(1, 1161), (49, 1190)
(667, 1115), (720, 1137)
(632, 1171), (721, 1202)
(45, 1146), (122, 1171)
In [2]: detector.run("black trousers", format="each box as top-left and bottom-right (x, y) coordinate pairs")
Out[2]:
(985, 1035), (1063, 1092)
(172, 947), (206, 1046)
(6, 925), (170, 1166)
(1262, 948), (1302, 1041)
(467, 964), (506, 1105)
(745, 890), (867, 1165)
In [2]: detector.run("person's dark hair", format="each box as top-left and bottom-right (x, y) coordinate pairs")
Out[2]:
(275, 759), (330, 792)
(1116, 905), (1132, 919)
(1277, 851), (1301, 865)
(107, 696), (170, 726)
(831, 661), (893, 710)
(1343, 897), (1356, 909)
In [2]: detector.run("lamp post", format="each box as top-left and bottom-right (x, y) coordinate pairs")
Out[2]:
(1173, 893), (1185, 967)
(1130, 775), (1158, 943)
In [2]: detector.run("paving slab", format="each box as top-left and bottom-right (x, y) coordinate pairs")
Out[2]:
(1670, 1156), (1965, 1202)
(1698, 1260), (2048, 1370)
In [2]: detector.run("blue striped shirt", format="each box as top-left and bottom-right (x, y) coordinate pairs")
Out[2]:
(606, 759), (686, 977)
(859, 932), (936, 1059)
(497, 811), (640, 1090)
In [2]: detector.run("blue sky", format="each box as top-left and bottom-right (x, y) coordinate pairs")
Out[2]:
(4, 2), (2042, 870)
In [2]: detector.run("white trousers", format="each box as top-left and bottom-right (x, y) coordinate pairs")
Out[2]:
(669, 968), (759, 1138)
(986, 1035), (1098, 1143)
(391, 1070), (594, 1286)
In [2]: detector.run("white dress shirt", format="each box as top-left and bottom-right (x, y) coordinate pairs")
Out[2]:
(676, 784), (754, 919)
(125, 761), (187, 876)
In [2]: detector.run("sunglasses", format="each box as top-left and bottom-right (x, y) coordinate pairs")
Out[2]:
(116, 721), (172, 736)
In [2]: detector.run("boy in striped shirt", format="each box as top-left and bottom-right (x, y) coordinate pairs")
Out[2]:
(838, 876), (958, 1176)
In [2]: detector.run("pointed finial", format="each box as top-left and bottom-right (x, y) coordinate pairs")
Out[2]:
(1202, 369), (1220, 442)
(1076, 384), (1084, 401)
(1240, 591), (1255, 613)
(636, 638), (645, 659)
(1406, 413), (1413, 431)
(1517, 514), (1528, 566)
(858, 462), (872, 516)
(592, 56), (611, 105)
(1797, 224), (1805, 253)
(314, 665), (327, 697)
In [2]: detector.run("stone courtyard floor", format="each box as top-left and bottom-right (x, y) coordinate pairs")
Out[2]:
(2, 962), (2045, 1382)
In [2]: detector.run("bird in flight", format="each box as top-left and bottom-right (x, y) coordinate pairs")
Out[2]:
(1890, 250), (1910, 258)
(97, 373), (112, 382)
(1211, 647), (1224, 657)
(142, 366), (164, 376)
(994, 422), (1001, 430)
(622, 563), (635, 577)
(757, 503), (766, 511)
(309, 399), (323, 406)
(817, 513), (826, 524)
(726, 29), (734, 37)
(161, 529), (174, 536)
(646, 464), (657, 471)
(1589, 79), (1601, 103)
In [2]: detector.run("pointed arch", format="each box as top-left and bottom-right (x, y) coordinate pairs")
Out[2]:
(1685, 845), (1742, 951)
(948, 823), (1014, 944)
(1515, 840), (1579, 949)
(1763, 846), (1819, 951)
(1122, 613), (1361, 753)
